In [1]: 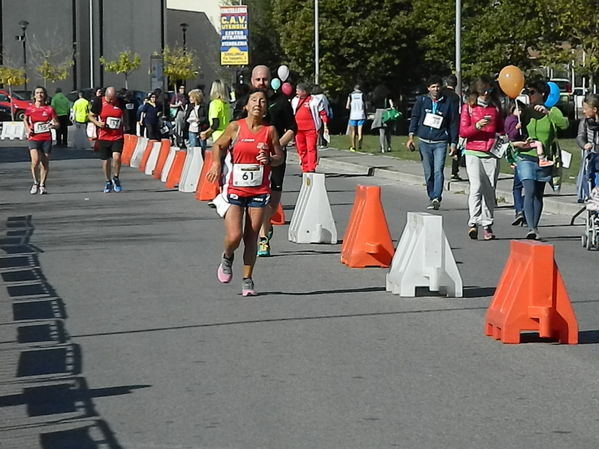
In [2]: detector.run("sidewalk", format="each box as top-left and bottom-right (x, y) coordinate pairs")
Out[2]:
(287, 146), (585, 219)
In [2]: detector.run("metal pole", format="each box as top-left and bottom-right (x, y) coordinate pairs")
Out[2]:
(22, 34), (27, 92)
(455, 0), (461, 96)
(89, 0), (94, 87)
(314, 0), (319, 84)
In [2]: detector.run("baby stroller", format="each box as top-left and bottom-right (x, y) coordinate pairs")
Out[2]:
(582, 187), (599, 250)
(581, 155), (599, 250)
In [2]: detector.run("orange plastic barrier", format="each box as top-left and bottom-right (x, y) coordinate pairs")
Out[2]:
(152, 139), (171, 179)
(340, 185), (394, 268)
(270, 203), (285, 225)
(195, 150), (220, 201)
(165, 150), (187, 189)
(121, 134), (137, 166)
(138, 139), (156, 172)
(485, 240), (578, 344)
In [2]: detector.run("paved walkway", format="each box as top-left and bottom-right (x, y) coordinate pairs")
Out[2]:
(287, 146), (585, 220)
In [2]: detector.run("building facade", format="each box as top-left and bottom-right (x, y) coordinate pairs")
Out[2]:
(0, 0), (222, 95)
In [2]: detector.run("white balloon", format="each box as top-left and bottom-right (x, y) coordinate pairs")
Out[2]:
(277, 65), (290, 82)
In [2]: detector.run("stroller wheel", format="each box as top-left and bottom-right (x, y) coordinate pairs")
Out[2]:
(581, 234), (587, 248)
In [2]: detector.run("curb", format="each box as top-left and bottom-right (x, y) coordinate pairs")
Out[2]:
(287, 148), (585, 221)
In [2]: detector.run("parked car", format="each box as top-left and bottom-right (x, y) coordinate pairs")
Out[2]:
(0, 89), (32, 121)
(67, 88), (96, 102)
(550, 78), (572, 94)
(0, 105), (13, 121)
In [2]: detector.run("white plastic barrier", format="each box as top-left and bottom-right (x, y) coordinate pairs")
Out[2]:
(386, 212), (463, 297)
(161, 147), (178, 182)
(144, 141), (162, 175)
(0, 121), (25, 140)
(179, 147), (204, 193)
(288, 172), (337, 244)
(129, 137), (148, 168)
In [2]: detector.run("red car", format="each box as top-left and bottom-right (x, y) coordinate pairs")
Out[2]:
(0, 89), (32, 121)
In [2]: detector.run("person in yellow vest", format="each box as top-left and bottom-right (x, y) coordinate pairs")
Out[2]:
(71, 91), (90, 150)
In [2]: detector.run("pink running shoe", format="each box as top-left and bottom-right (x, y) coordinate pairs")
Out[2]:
(241, 278), (257, 296)
(217, 254), (233, 283)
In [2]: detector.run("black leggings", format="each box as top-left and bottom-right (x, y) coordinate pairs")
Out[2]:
(522, 179), (545, 231)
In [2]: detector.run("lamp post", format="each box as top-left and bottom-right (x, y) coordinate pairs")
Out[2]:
(180, 22), (188, 53)
(455, 0), (461, 96)
(16, 20), (29, 91)
(180, 22), (189, 89)
(314, 0), (319, 84)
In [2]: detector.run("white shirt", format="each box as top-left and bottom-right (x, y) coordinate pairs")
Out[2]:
(348, 91), (365, 120)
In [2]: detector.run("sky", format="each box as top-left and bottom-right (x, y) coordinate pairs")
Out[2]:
(166, 0), (226, 29)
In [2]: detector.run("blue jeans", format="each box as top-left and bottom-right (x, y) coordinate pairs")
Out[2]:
(188, 132), (207, 157)
(522, 179), (545, 231)
(512, 166), (524, 214)
(419, 141), (447, 201)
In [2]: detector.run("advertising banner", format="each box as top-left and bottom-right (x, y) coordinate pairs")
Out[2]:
(220, 6), (249, 66)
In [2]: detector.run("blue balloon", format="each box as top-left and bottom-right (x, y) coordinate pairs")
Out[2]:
(545, 82), (560, 108)
(271, 78), (281, 91)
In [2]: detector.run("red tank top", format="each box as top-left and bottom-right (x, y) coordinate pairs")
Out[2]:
(226, 119), (272, 197)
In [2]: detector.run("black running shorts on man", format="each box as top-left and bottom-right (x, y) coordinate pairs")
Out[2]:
(97, 139), (124, 160)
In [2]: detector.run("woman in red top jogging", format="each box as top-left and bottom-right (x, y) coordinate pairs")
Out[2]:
(207, 89), (284, 296)
(23, 86), (59, 194)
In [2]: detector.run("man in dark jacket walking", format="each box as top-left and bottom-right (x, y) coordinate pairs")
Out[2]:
(406, 75), (459, 210)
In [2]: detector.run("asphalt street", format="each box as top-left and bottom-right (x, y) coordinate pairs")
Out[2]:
(1, 142), (599, 449)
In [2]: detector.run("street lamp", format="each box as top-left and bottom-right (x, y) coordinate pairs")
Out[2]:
(314, 0), (319, 84)
(180, 22), (189, 89)
(180, 22), (189, 53)
(455, 0), (461, 96)
(15, 20), (29, 91)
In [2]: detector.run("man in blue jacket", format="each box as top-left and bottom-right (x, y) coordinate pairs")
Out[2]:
(406, 75), (459, 210)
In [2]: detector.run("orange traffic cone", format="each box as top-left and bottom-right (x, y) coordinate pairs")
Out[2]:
(138, 139), (155, 172)
(121, 134), (137, 166)
(165, 150), (187, 189)
(270, 203), (285, 225)
(153, 139), (171, 179)
(485, 240), (578, 344)
(195, 150), (221, 201)
(340, 185), (394, 268)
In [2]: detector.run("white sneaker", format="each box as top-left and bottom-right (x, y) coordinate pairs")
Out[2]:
(30, 184), (39, 194)
(39, 186), (47, 195)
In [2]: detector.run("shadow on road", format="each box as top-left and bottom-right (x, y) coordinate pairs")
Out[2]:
(0, 145), (100, 164)
(0, 214), (141, 448)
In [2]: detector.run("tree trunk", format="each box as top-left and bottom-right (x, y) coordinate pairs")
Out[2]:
(125, 74), (128, 90)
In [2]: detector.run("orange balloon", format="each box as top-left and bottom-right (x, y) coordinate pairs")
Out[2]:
(498, 65), (525, 99)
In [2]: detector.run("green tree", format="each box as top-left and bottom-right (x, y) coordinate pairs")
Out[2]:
(160, 46), (199, 87)
(272, 0), (413, 96)
(535, 0), (599, 89)
(0, 66), (27, 120)
(36, 59), (73, 88)
(99, 50), (141, 89)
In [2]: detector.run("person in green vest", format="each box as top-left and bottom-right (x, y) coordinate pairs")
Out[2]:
(50, 87), (71, 147)
(511, 79), (568, 240)
(201, 80), (231, 145)
(71, 90), (90, 150)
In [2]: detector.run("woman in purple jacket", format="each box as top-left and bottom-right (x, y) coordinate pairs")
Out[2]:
(504, 101), (527, 226)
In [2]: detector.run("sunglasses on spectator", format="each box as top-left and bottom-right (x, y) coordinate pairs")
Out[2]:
(527, 89), (537, 95)
(483, 88), (494, 95)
